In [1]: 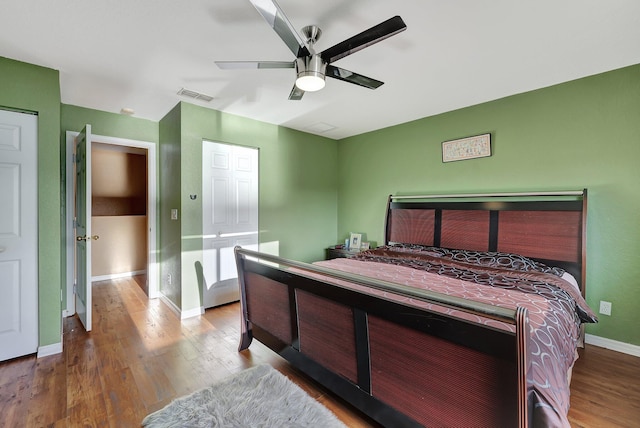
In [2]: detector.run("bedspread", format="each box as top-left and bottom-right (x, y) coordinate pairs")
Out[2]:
(313, 246), (597, 427)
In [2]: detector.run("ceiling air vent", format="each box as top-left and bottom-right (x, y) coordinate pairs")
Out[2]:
(177, 88), (214, 102)
(305, 122), (337, 133)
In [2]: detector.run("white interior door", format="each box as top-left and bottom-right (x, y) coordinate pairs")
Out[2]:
(0, 109), (38, 361)
(65, 132), (159, 314)
(202, 141), (258, 308)
(75, 125), (93, 331)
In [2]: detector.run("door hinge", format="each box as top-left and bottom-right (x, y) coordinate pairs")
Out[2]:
(73, 283), (77, 294)
(72, 153), (76, 163)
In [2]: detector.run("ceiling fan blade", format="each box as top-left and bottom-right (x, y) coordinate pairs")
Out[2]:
(249, 0), (310, 58)
(326, 65), (384, 89)
(215, 61), (294, 69)
(320, 16), (406, 64)
(288, 84), (304, 100)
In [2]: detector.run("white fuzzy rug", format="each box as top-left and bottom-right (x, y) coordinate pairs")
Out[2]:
(141, 364), (347, 427)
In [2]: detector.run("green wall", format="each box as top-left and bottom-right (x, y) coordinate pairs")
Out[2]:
(159, 102), (338, 313)
(337, 64), (640, 346)
(61, 104), (159, 142)
(4, 52), (637, 351)
(158, 104), (182, 307)
(0, 57), (61, 347)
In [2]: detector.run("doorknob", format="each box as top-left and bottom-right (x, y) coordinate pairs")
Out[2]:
(76, 235), (100, 241)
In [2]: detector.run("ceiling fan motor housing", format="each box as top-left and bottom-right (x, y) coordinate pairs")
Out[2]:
(295, 55), (327, 91)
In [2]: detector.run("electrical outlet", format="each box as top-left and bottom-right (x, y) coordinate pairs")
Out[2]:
(171, 208), (178, 220)
(599, 300), (612, 316)
(167, 273), (172, 285)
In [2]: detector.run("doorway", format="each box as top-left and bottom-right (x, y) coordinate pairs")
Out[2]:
(91, 143), (148, 285)
(65, 131), (158, 320)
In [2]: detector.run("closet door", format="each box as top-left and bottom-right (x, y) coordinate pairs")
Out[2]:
(0, 109), (38, 361)
(202, 141), (258, 308)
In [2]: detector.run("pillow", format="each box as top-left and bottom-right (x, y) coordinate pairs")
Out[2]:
(387, 243), (565, 276)
(561, 271), (580, 291)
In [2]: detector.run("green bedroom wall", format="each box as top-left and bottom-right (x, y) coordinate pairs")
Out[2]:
(0, 56), (62, 348)
(4, 51), (636, 351)
(61, 104), (159, 142)
(160, 102), (338, 313)
(158, 104), (183, 308)
(337, 63), (640, 346)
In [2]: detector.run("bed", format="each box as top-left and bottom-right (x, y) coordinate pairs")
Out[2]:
(234, 190), (597, 427)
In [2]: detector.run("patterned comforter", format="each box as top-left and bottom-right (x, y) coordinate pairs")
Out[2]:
(313, 245), (597, 427)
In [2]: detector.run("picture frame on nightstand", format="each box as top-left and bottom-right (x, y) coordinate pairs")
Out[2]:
(349, 233), (362, 250)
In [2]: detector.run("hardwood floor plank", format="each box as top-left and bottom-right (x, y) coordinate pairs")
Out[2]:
(67, 399), (110, 428)
(129, 354), (176, 411)
(0, 275), (638, 427)
(0, 356), (36, 428)
(100, 367), (147, 426)
(25, 354), (67, 427)
(567, 345), (640, 427)
(67, 361), (103, 411)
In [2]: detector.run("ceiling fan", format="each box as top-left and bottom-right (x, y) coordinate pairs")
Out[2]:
(215, 0), (407, 100)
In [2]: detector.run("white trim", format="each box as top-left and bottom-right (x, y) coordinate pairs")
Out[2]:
(159, 294), (181, 317)
(92, 270), (147, 282)
(65, 131), (159, 313)
(65, 133), (76, 316)
(585, 334), (640, 357)
(37, 340), (63, 358)
(157, 294), (206, 320)
(181, 306), (205, 319)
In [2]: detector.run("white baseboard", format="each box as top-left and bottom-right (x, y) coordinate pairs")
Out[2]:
(159, 294), (204, 320)
(92, 270), (147, 282)
(181, 306), (204, 319)
(159, 294), (181, 317)
(37, 341), (63, 358)
(585, 334), (640, 357)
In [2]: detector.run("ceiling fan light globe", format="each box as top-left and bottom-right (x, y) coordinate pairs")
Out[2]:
(295, 54), (327, 92)
(296, 74), (326, 92)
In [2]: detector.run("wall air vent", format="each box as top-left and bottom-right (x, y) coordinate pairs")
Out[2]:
(177, 88), (214, 102)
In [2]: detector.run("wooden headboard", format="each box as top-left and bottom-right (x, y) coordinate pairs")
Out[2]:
(384, 190), (587, 295)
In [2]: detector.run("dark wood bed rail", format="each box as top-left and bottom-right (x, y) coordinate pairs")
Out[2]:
(234, 247), (530, 427)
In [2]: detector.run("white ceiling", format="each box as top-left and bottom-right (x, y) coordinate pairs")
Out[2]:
(2, 0), (639, 139)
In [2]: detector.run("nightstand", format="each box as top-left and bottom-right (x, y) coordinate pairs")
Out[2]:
(326, 247), (361, 260)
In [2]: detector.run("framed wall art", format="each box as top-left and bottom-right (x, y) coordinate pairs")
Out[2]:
(442, 133), (491, 162)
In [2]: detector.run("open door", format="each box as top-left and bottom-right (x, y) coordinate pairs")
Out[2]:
(75, 125), (96, 331)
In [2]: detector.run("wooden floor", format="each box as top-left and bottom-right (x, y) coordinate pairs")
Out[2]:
(1, 276), (638, 427)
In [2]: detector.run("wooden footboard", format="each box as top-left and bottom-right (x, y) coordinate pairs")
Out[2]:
(235, 247), (530, 427)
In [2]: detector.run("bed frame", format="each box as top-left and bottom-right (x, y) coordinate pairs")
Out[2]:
(234, 190), (587, 427)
